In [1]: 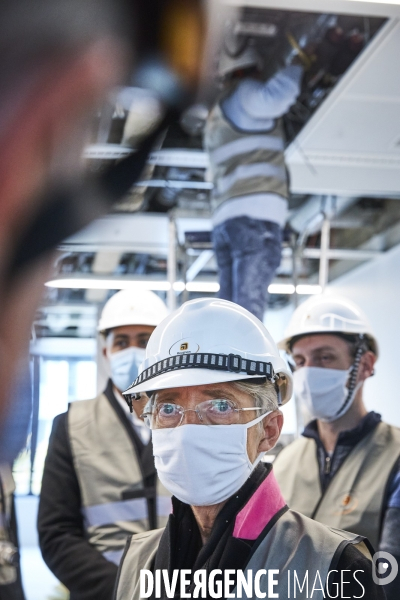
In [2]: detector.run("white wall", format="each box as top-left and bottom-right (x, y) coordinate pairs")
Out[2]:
(328, 243), (400, 427)
(263, 242), (400, 428)
(15, 496), (60, 600)
(264, 303), (298, 434)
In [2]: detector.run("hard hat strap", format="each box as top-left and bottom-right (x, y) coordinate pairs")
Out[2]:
(333, 334), (366, 418)
(127, 352), (275, 392)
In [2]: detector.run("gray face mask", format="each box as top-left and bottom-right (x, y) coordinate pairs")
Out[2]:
(293, 366), (362, 423)
(108, 347), (146, 393)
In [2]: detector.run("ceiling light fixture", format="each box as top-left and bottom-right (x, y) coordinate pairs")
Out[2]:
(186, 282), (220, 293)
(296, 284), (322, 295)
(45, 278), (171, 291)
(268, 284), (295, 294)
(45, 278), (220, 293)
(267, 283), (322, 295)
(46, 279), (322, 295)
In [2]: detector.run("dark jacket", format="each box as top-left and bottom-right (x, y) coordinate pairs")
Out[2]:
(114, 464), (385, 600)
(38, 381), (157, 600)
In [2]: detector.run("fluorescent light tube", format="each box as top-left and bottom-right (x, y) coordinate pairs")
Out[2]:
(268, 284), (295, 294)
(296, 285), (322, 295)
(45, 278), (221, 293)
(185, 282), (220, 293)
(45, 278), (171, 291)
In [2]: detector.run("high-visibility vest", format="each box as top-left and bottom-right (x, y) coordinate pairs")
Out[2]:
(203, 100), (289, 214)
(114, 510), (367, 600)
(273, 421), (400, 549)
(68, 393), (171, 565)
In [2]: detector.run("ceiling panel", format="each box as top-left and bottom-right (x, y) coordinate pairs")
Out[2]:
(285, 17), (400, 195)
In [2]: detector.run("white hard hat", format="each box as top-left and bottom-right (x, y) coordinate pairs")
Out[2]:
(98, 290), (169, 333)
(278, 295), (378, 356)
(123, 298), (292, 405)
(218, 45), (262, 78)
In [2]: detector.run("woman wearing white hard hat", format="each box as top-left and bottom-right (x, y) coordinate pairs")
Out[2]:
(38, 290), (171, 600)
(114, 298), (383, 600)
(274, 294), (400, 600)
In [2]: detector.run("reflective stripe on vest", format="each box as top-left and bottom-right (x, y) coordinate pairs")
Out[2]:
(210, 134), (285, 166)
(217, 162), (286, 196)
(273, 421), (400, 549)
(68, 394), (170, 560)
(114, 511), (365, 600)
(103, 549), (125, 566)
(203, 102), (288, 213)
(83, 495), (172, 528)
(83, 498), (148, 528)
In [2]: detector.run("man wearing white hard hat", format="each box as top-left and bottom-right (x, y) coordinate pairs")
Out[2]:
(274, 295), (400, 598)
(38, 290), (171, 600)
(114, 298), (384, 599)
(203, 34), (303, 321)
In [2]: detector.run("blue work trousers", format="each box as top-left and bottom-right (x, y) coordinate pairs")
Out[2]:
(212, 217), (282, 322)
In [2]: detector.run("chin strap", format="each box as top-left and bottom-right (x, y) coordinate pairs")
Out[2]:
(125, 392), (149, 413)
(126, 396), (134, 413)
(334, 334), (368, 418)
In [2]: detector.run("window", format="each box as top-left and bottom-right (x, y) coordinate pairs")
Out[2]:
(14, 357), (97, 496)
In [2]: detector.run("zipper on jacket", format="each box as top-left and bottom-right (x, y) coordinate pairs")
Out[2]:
(324, 455), (332, 475)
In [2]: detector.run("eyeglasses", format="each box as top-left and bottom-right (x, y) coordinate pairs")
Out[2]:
(142, 398), (268, 429)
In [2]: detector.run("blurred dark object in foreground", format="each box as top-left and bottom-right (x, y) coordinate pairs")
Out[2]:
(0, 0), (210, 465)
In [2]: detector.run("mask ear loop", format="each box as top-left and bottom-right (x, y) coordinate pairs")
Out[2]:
(244, 410), (272, 429)
(244, 410), (273, 470)
(333, 334), (367, 418)
(125, 393), (142, 413)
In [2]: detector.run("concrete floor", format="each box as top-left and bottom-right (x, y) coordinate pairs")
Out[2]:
(20, 547), (61, 600)
(15, 496), (62, 600)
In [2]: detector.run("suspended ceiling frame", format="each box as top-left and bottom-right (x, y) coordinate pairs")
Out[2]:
(224, 0), (400, 196)
(45, 0), (400, 328)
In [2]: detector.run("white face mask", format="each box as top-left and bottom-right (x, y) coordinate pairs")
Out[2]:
(293, 366), (362, 423)
(108, 346), (146, 392)
(152, 411), (270, 506)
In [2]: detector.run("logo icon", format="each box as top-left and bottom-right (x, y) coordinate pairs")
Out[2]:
(332, 491), (359, 516)
(338, 493), (358, 515)
(169, 339), (199, 356)
(372, 551), (398, 585)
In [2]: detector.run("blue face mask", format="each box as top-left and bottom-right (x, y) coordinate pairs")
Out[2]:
(108, 347), (146, 393)
(293, 366), (362, 423)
